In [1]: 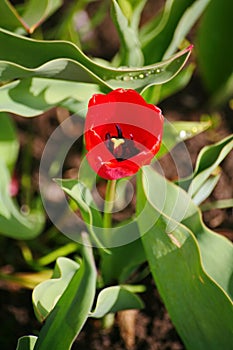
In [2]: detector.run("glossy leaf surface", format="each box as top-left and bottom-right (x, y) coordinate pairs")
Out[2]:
(34, 239), (97, 350)
(137, 166), (233, 349)
(90, 285), (144, 318)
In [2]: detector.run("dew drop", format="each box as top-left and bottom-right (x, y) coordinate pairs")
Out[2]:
(123, 75), (131, 81)
(179, 130), (187, 139)
(138, 73), (145, 79)
(156, 68), (161, 73)
(179, 130), (192, 139)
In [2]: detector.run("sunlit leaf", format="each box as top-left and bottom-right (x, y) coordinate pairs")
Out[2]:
(140, 0), (194, 63)
(163, 0), (210, 58)
(137, 166), (233, 349)
(0, 28), (192, 92)
(111, 0), (144, 67)
(90, 285), (144, 318)
(0, 78), (100, 117)
(188, 135), (233, 196)
(34, 237), (96, 350)
(16, 336), (38, 350)
(156, 119), (211, 159)
(33, 257), (80, 322)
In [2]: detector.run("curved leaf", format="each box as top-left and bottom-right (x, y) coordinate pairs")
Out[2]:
(16, 336), (38, 350)
(0, 0), (62, 34)
(164, 0), (210, 58)
(140, 0), (194, 63)
(34, 236), (97, 350)
(33, 257), (80, 322)
(188, 135), (233, 196)
(55, 178), (105, 249)
(0, 78), (100, 117)
(137, 166), (233, 349)
(0, 28), (192, 91)
(111, 0), (144, 67)
(156, 119), (211, 159)
(90, 285), (144, 318)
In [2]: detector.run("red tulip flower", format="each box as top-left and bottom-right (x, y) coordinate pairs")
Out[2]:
(84, 89), (164, 180)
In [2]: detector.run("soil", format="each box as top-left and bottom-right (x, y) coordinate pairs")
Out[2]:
(1, 1), (233, 349)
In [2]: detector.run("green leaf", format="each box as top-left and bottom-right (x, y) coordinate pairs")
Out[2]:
(33, 257), (81, 322)
(100, 224), (146, 284)
(188, 135), (233, 197)
(140, 0), (194, 63)
(196, 0), (233, 101)
(156, 119), (211, 159)
(0, 78), (100, 117)
(22, 0), (62, 33)
(90, 285), (144, 318)
(200, 198), (233, 211)
(0, 112), (19, 170)
(163, 0), (210, 58)
(111, 0), (144, 67)
(34, 236), (97, 350)
(118, 0), (147, 32)
(0, 0), (62, 34)
(55, 178), (105, 249)
(0, 0), (24, 32)
(0, 158), (45, 239)
(0, 28), (192, 91)
(16, 336), (38, 350)
(192, 172), (220, 206)
(137, 166), (233, 349)
(142, 63), (195, 104)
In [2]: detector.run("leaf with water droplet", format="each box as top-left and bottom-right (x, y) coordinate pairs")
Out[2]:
(0, 28), (192, 94)
(156, 119), (211, 159)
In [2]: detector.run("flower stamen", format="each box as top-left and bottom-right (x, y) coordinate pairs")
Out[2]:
(105, 124), (140, 162)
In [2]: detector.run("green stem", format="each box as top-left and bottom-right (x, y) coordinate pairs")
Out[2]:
(103, 180), (117, 229)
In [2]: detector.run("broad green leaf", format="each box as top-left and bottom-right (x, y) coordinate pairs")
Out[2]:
(0, 78), (100, 117)
(33, 257), (80, 322)
(188, 135), (233, 196)
(0, 112), (19, 171)
(156, 119), (211, 159)
(137, 167), (233, 349)
(90, 285), (144, 318)
(0, 158), (45, 239)
(163, 0), (210, 58)
(111, 0), (144, 67)
(34, 237), (97, 350)
(0, 28), (192, 91)
(140, 0), (194, 64)
(196, 0), (233, 100)
(16, 336), (38, 350)
(140, 166), (233, 298)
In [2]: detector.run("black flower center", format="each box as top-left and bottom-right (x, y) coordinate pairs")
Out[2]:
(105, 124), (140, 162)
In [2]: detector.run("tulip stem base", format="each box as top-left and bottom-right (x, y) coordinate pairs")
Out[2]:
(103, 180), (117, 230)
